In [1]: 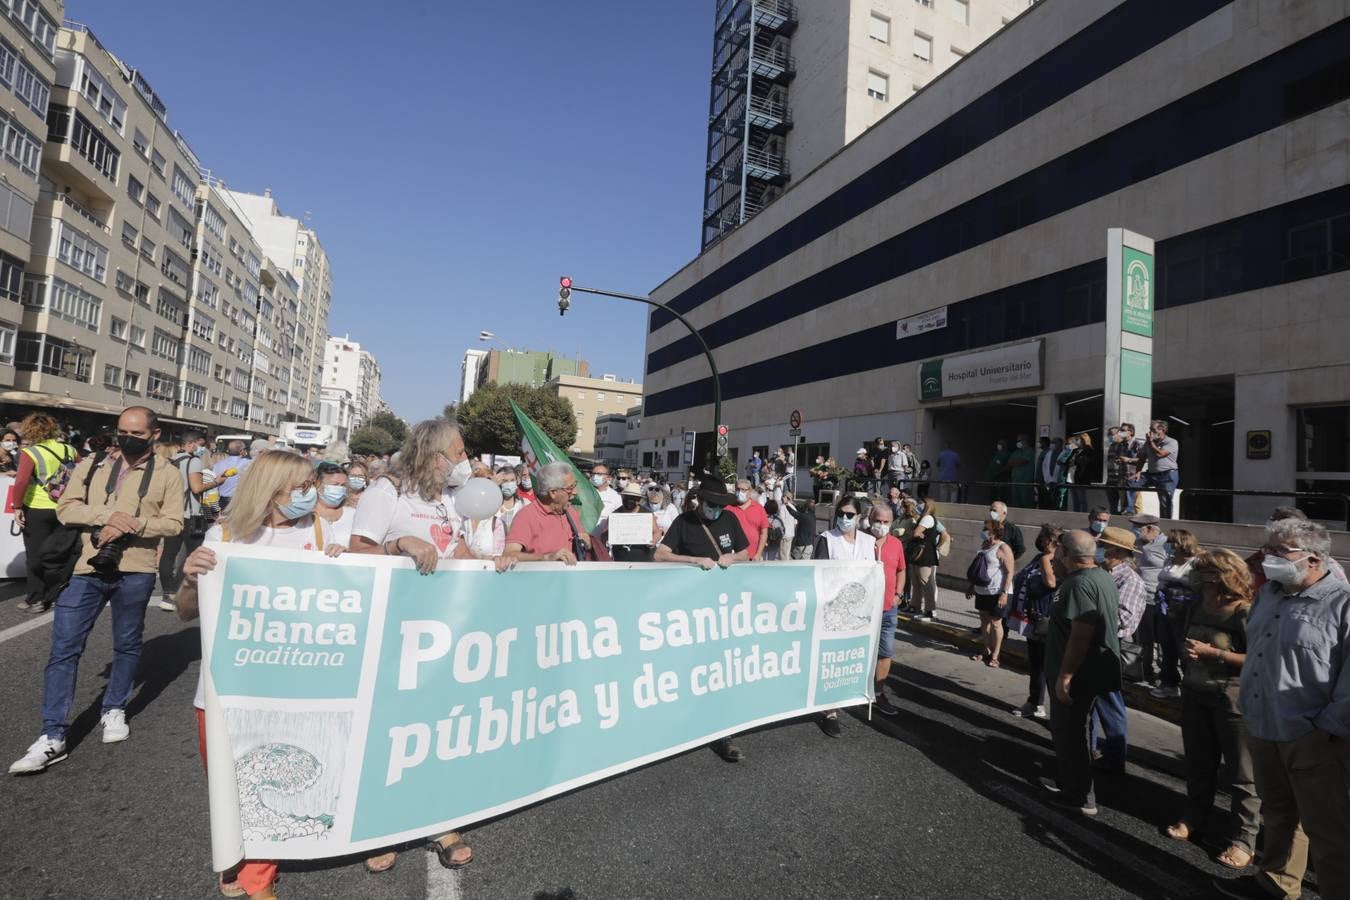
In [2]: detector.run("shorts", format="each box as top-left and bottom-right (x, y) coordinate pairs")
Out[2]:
(877, 608), (897, 661)
(974, 593), (1006, 616)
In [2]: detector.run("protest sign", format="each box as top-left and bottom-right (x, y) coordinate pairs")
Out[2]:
(196, 546), (883, 868)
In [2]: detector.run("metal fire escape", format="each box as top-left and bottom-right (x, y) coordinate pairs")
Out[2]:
(702, 0), (797, 249)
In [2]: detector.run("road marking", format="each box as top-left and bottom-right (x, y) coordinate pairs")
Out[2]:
(425, 847), (463, 900)
(985, 780), (1195, 899)
(0, 611), (52, 644)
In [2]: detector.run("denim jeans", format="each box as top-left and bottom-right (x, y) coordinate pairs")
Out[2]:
(1148, 469), (1178, 518)
(1050, 689), (1097, 808)
(41, 572), (156, 740)
(1124, 477), (1146, 514)
(1089, 690), (1129, 767)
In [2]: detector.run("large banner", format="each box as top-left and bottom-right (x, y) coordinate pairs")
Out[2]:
(197, 547), (884, 867)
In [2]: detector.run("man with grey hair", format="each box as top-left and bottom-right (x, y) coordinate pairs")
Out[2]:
(503, 461), (591, 569)
(1216, 519), (1350, 900)
(1042, 529), (1121, 817)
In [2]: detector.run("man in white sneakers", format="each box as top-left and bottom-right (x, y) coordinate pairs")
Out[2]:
(10, 406), (183, 775)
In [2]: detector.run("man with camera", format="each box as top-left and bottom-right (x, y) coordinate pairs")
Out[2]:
(1143, 419), (1179, 519)
(10, 406), (183, 775)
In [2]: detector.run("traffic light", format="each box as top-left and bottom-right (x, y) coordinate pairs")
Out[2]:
(716, 423), (729, 457)
(558, 276), (572, 316)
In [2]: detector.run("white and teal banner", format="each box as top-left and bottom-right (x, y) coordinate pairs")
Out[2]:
(196, 546), (884, 867)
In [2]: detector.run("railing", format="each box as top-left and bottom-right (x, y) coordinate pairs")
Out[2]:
(751, 44), (794, 74)
(744, 146), (786, 175)
(40, 190), (110, 233)
(748, 95), (788, 121)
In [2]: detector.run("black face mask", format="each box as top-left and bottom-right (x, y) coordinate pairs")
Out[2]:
(621, 498), (639, 512)
(116, 434), (151, 457)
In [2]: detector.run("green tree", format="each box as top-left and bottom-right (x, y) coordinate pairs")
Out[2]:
(456, 383), (577, 455)
(349, 426), (397, 457)
(368, 410), (408, 445)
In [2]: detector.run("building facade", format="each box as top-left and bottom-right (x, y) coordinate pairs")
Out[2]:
(475, 348), (588, 392)
(459, 347), (486, 404)
(702, 0), (1029, 248)
(623, 403), (641, 470)
(546, 373), (643, 457)
(320, 334), (381, 437)
(593, 412), (626, 468)
(648, 0), (1350, 523)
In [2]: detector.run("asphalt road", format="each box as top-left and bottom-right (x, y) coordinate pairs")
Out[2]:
(0, 582), (1319, 900)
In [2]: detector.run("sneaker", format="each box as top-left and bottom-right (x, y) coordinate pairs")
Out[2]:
(8, 735), (67, 774)
(709, 737), (743, 762)
(24, 599), (49, 615)
(820, 711), (843, 738)
(155, 594), (176, 612)
(1079, 800), (1100, 817)
(1149, 684), (1181, 699)
(1033, 705), (1049, 720)
(1012, 701), (1041, 718)
(873, 691), (900, 717)
(100, 709), (129, 743)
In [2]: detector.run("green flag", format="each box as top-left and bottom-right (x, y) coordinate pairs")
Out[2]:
(511, 399), (603, 531)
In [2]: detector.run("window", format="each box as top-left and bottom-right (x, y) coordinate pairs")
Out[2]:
(127, 176), (144, 204)
(151, 328), (181, 362)
(47, 106), (118, 182)
(171, 166), (194, 209)
(867, 70), (889, 101)
(145, 193), (161, 220)
(128, 324), (145, 347)
(191, 311), (215, 341)
(16, 332), (92, 381)
(132, 129), (148, 158)
(103, 364), (121, 387)
(8, 2), (55, 59)
(913, 32), (932, 62)
(1, 111), (40, 178)
(947, 0), (969, 26)
(914, 0), (933, 6)
(53, 222), (108, 282)
(200, 246), (223, 276)
(180, 381), (206, 410)
(0, 180), (32, 240)
(168, 208), (193, 247)
(230, 398), (247, 418)
(74, 59), (125, 131)
(121, 220), (138, 249)
(139, 236), (156, 261)
(115, 269), (150, 304)
(121, 370), (139, 393)
(5, 48), (49, 117)
(868, 13), (890, 44)
(203, 204), (225, 240)
(155, 288), (186, 326)
(47, 278), (102, 331)
(160, 248), (191, 287)
(596, 392), (606, 400)
(110, 317), (127, 340)
(147, 370), (176, 402)
(0, 321), (14, 363)
(150, 149), (165, 179)
(186, 346), (210, 376)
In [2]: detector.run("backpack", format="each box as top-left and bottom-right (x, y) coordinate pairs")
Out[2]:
(966, 545), (1000, 587)
(767, 514), (785, 543)
(28, 442), (78, 502)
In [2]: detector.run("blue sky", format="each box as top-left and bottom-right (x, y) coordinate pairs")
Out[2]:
(65, 0), (712, 421)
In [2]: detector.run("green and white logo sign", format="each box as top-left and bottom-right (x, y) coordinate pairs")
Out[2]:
(917, 341), (1042, 402)
(1122, 247), (1153, 337)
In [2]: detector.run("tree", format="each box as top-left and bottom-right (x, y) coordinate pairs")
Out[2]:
(350, 426), (397, 457)
(368, 410), (408, 445)
(456, 382), (577, 455)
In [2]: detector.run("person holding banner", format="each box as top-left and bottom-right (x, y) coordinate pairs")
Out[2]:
(866, 502), (905, 716)
(174, 449), (345, 898)
(502, 461), (593, 568)
(812, 496), (879, 736)
(314, 461), (356, 548)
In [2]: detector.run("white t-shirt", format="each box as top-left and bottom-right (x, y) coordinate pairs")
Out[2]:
(351, 477), (463, 558)
(652, 504), (679, 531)
(194, 520), (323, 709)
(500, 496), (530, 530)
(596, 486), (622, 521)
(318, 506), (355, 549)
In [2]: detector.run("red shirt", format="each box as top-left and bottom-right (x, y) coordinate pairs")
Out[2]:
(727, 502), (770, 560)
(878, 534), (907, 611)
(505, 500), (583, 556)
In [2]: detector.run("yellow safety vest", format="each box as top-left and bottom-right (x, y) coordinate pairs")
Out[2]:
(21, 440), (75, 510)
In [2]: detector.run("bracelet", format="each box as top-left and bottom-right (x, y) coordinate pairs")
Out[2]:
(394, 536), (405, 555)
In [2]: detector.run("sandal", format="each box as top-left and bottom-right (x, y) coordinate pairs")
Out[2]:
(364, 851), (398, 874)
(1217, 844), (1253, 870)
(1165, 820), (1193, 842)
(987, 658), (1000, 669)
(218, 876), (246, 898)
(429, 831), (473, 869)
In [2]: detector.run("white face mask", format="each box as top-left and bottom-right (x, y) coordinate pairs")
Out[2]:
(445, 457), (472, 488)
(1262, 554), (1308, 589)
(0, 440), (15, 452)
(735, 490), (748, 504)
(988, 510), (1001, 521)
(981, 530), (992, 543)
(871, 522), (888, 538)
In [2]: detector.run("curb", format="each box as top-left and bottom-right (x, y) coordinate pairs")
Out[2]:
(897, 611), (1184, 727)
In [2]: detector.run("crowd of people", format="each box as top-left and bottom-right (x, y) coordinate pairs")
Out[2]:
(0, 405), (1342, 900)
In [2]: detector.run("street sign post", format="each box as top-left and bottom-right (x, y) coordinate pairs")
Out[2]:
(789, 409), (802, 430)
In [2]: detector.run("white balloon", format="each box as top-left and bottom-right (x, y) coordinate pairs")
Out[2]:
(455, 477), (502, 521)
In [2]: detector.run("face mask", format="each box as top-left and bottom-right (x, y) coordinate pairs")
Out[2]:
(520, 477), (532, 490)
(988, 510), (1000, 521)
(444, 457), (472, 488)
(621, 497), (639, 511)
(116, 434), (152, 457)
(617, 478), (629, 489)
(1016, 441), (1025, 449)
(348, 476), (367, 491)
(871, 522), (888, 538)
(836, 514), (857, 532)
(701, 503), (721, 521)
(320, 485), (348, 506)
(648, 493), (663, 508)
(0, 440), (16, 452)
(500, 481), (518, 498)
(917, 502), (926, 513)
(1262, 555), (1307, 588)
(278, 486), (318, 520)
(193, 445), (208, 458)
(1089, 521), (1106, 535)
(735, 490), (748, 504)
(592, 473), (607, 487)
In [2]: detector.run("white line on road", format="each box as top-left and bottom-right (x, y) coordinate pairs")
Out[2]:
(0, 611), (52, 644)
(425, 847), (463, 900)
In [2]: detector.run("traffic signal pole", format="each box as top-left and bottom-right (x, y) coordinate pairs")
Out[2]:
(558, 279), (723, 466)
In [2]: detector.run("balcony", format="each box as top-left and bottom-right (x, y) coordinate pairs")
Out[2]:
(38, 191), (110, 235)
(744, 146), (788, 182)
(747, 95), (791, 132)
(752, 0), (797, 34)
(749, 43), (795, 82)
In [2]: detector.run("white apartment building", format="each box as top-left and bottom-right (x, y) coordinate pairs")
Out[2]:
(321, 335), (381, 434)
(703, 0), (1030, 248)
(593, 413), (626, 469)
(459, 348), (486, 405)
(225, 188), (331, 422)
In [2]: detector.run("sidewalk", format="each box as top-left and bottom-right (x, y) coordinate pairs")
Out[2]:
(904, 582), (1186, 726)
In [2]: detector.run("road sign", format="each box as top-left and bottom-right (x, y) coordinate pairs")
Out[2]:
(681, 430), (696, 466)
(716, 424), (729, 457)
(788, 428), (802, 437)
(789, 409), (802, 430)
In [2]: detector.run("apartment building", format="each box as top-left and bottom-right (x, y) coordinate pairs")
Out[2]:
(703, 0), (1030, 248)
(320, 334), (381, 436)
(546, 373), (642, 457)
(226, 188), (331, 423)
(459, 347), (486, 404)
(593, 412), (625, 468)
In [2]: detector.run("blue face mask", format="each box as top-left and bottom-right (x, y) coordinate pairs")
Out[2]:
(348, 476), (367, 491)
(193, 445), (208, 458)
(701, 503), (723, 521)
(501, 481), (518, 498)
(278, 486), (318, 520)
(837, 513), (857, 532)
(320, 484), (348, 507)
(1089, 521), (1106, 535)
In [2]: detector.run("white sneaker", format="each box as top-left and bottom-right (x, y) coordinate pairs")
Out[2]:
(9, 735), (67, 774)
(1149, 685), (1181, 700)
(100, 709), (129, 743)
(155, 595), (176, 612)
(1012, 702), (1037, 718)
(1033, 705), (1049, 720)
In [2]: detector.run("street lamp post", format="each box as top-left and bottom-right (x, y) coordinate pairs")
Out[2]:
(557, 278), (722, 466)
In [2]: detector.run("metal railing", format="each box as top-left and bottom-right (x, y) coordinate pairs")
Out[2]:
(40, 191), (110, 233)
(744, 146), (786, 175)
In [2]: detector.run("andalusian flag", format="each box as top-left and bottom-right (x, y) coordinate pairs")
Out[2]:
(511, 400), (603, 531)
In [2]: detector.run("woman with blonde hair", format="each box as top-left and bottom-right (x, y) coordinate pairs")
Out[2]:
(1152, 528), (1202, 699)
(345, 460), (369, 502)
(174, 450), (340, 899)
(13, 412), (77, 612)
(1057, 431), (1094, 512)
(905, 497), (949, 621)
(1165, 548), (1260, 870)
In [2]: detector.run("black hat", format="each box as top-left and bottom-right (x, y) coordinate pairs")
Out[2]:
(695, 475), (737, 507)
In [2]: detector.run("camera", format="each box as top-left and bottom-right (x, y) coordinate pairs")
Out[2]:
(89, 531), (130, 577)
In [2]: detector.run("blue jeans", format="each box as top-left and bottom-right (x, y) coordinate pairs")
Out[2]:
(41, 572), (156, 740)
(1089, 690), (1128, 767)
(1147, 469), (1178, 518)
